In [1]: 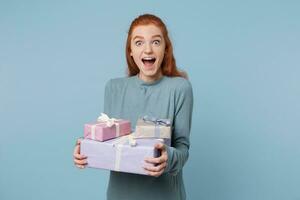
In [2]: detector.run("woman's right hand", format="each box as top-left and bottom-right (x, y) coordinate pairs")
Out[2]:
(73, 138), (87, 169)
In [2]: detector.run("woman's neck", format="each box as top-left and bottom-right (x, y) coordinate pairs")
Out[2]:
(138, 71), (163, 83)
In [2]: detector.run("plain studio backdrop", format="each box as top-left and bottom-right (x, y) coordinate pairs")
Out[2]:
(0, 1), (299, 200)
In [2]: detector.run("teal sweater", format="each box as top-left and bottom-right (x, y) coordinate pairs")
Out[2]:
(104, 75), (193, 200)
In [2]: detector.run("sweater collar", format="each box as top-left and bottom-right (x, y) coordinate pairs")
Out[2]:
(134, 74), (165, 86)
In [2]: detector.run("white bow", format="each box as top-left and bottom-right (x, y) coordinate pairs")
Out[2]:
(97, 113), (119, 127)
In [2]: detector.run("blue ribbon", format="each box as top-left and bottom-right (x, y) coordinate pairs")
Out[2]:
(142, 116), (171, 138)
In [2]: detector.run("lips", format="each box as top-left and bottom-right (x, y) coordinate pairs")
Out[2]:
(141, 57), (156, 68)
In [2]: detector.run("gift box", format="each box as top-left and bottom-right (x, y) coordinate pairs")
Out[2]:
(84, 113), (131, 142)
(80, 135), (163, 175)
(133, 116), (171, 140)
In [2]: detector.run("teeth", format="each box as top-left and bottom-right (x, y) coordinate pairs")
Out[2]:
(142, 57), (155, 60)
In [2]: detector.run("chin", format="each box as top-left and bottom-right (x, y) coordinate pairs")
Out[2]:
(141, 69), (159, 77)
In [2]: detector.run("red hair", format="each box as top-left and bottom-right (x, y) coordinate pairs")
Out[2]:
(126, 14), (187, 78)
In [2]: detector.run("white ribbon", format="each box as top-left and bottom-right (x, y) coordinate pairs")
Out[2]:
(112, 135), (137, 171)
(115, 123), (120, 137)
(97, 113), (119, 127)
(90, 113), (121, 139)
(91, 124), (97, 140)
(115, 145), (123, 171)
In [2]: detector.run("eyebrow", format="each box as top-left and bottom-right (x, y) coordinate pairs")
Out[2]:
(151, 34), (162, 39)
(132, 35), (162, 40)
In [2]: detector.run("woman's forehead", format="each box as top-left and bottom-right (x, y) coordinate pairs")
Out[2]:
(131, 24), (163, 38)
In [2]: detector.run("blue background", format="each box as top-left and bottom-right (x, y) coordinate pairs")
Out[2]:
(1, 1), (299, 200)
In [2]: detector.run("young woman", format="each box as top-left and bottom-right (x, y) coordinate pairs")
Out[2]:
(73, 14), (193, 200)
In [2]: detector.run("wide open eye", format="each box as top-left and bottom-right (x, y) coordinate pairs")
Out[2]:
(152, 40), (161, 46)
(135, 40), (143, 46)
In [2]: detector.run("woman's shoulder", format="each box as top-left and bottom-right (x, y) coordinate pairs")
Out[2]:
(165, 77), (193, 104)
(165, 76), (193, 92)
(105, 76), (132, 88)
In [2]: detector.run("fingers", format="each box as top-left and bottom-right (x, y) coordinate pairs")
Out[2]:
(73, 139), (87, 169)
(73, 152), (88, 169)
(154, 143), (165, 151)
(75, 164), (86, 169)
(144, 149), (168, 177)
(145, 157), (166, 165)
(145, 169), (165, 177)
(143, 162), (167, 177)
(74, 158), (88, 165)
(145, 151), (168, 165)
(144, 162), (167, 172)
(73, 144), (87, 159)
(75, 138), (82, 146)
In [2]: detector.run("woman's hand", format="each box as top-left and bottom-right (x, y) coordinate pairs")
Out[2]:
(144, 143), (168, 177)
(73, 138), (87, 169)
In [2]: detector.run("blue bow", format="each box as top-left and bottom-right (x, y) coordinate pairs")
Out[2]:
(142, 116), (170, 138)
(142, 116), (171, 126)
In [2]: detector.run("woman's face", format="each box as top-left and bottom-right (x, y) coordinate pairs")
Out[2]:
(130, 24), (166, 82)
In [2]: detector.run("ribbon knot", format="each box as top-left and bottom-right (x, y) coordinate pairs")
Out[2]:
(112, 134), (137, 147)
(97, 113), (119, 127)
(142, 115), (171, 126)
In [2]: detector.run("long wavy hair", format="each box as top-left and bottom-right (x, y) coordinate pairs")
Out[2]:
(126, 14), (187, 78)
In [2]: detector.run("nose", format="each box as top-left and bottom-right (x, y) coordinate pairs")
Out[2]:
(144, 42), (153, 54)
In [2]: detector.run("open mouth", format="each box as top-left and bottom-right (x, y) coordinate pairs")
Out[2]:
(142, 57), (156, 67)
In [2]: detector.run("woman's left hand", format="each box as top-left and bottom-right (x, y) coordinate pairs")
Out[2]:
(144, 143), (168, 177)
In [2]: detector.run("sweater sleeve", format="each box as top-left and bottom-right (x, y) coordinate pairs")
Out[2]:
(103, 79), (112, 115)
(165, 80), (193, 176)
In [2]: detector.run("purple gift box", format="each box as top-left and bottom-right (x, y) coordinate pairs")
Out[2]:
(80, 135), (164, 175)
(84, 114), (131, 142)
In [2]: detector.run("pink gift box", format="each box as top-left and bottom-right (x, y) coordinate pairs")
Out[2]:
(84, 120), (131, 142)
